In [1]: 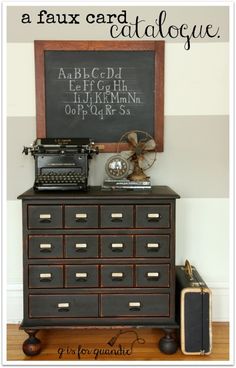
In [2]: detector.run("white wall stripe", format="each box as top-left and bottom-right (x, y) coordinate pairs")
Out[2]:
(7, 115), (229, 199)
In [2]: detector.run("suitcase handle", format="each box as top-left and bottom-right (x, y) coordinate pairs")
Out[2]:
(184, 259), (193, 280)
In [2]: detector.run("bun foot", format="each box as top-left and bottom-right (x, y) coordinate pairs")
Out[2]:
(22, 329), (41, 356)
(159, 328), (178, 354)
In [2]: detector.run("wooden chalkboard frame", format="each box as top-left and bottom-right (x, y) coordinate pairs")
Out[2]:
(35, 40), (164, 152)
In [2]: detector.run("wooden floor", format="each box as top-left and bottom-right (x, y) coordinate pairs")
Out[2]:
(7, 323), (229, 362)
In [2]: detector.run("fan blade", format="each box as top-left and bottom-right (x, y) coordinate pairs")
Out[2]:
(121, 150), (133, 155)
(138, 155), (150, 169)
(144, 139), (156, 150)
(138, 155), (145, 162)
(127, 132), (138, 147)
(121, 150), (134, 161)
(139, 153), (156, 170)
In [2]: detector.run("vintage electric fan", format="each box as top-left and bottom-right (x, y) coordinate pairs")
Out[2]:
(117, 130), (157, 182)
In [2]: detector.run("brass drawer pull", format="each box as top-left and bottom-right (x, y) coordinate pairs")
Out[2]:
(39, 214), (52, 223)
(75, 272), (88, 280)
(111, 213), (123, 222)
(147, 213), (160, 222)
(39, 243), (52, 252)
(111, 272), (124, 280)
(146, 272), (160, 279)
(57, 302), (70, 311)
(75, 213), (88, 222)
(129, 302), (141, 310)
(146, 243), (160, 251)
(75, 243), (87, 251)
(39, 273), (52, 281)
(111, 243), (124, 251)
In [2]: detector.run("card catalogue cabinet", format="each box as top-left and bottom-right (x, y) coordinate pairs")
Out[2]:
(18, 186), (180, 355)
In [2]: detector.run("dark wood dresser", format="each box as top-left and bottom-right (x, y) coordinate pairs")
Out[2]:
(18, 186), (180, 355)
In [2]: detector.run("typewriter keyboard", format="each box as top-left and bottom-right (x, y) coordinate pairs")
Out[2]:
(36, 172), (86, 185)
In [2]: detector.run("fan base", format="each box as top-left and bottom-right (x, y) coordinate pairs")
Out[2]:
(127, 171), (150, 182)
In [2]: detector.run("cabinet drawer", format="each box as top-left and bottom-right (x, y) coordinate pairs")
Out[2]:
(28, 265), (63, 288)
(28, 235), (63, 258)
(136, 265), (170, 287)
(101, 235), (133, 258)
(135, 235), (170, 258)
(28, 205), (63, 229)
(100, 206), (133, 228)
(65, 265), (99, 287)
(65, 235), (98, 258)
(136, 205), (170, 228)
(101, 294), (170, 317)
(101, 265), (133, 287)
(65, 206), (98, 228)
(29, 294), (98, 317)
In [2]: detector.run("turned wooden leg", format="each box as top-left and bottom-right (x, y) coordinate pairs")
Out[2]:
(22, 329), (41, 356)
(158, 328), (178, 354)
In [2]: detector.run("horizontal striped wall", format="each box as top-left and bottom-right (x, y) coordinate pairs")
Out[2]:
(7, 42), (229, 199)
(7, 115), (229, 199)
(5, 5), (230, 322)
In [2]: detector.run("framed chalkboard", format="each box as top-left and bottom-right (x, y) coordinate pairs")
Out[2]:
(35, 41), (164, 152)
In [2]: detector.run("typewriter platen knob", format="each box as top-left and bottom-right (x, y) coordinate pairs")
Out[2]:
(22, 146), (29, 155)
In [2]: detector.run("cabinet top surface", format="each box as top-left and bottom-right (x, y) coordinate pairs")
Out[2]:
(18, 186), (180, 200)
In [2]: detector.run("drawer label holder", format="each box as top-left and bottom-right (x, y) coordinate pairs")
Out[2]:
(75, 272), (88, 280)
(39, 214), (52, 223)
(39, 273), (52, 281)
(111, 243), (124, 251)
(146, 243), (160, 251)
(75, 243), (88, 251)
(128, 302), (141, 311)
(111, 272), (124, 280)
(57, 302), (70, 311)
(39, 243), (52, 252)
(111, 213), (123, 222)
(146, 272), (160, 280)
(147, 213), (160, 222)
(75, 214), (88, 222)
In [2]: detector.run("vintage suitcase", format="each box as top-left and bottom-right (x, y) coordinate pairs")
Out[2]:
(176, 260), (212, 355)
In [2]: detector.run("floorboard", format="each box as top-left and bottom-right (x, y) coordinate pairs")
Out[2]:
(7, 322), (229, 361)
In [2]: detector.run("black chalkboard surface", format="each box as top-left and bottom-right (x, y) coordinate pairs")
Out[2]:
(35, 41), (164, 152)
(45, 51), (154, 142)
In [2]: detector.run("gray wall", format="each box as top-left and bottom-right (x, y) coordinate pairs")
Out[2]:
(6, 5), (230, 322)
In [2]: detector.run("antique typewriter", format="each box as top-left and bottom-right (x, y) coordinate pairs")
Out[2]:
(23, 138), (98, 191)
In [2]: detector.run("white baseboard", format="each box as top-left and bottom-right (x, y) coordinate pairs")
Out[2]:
(7, 283), (23, 324)
(6, 282), (229, 324)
